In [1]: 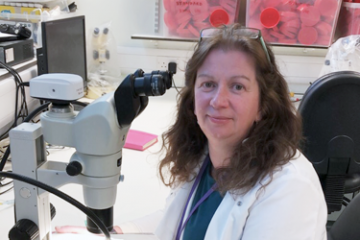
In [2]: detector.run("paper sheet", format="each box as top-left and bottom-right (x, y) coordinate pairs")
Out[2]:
(52, 233), (157, 240)
(52, 233), (122, 240)
(0, 199), (14, 212)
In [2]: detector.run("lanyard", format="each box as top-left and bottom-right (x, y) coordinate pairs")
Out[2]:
(175, 156), (217, 240)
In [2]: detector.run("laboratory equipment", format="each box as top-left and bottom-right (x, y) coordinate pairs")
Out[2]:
(7, 64), (176, 239)
(0, 38), (34, 66)
(37, 15), (87, 88)
(91, 26), (110, 75)
(0, 23), (31, 40)
(0, 22), (33, 66)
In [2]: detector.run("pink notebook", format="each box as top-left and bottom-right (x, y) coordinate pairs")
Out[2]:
(124, 129), (158, 151)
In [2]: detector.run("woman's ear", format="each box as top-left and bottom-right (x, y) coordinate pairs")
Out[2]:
(193, 102), (197, 116)
(255, 110), (262, 122)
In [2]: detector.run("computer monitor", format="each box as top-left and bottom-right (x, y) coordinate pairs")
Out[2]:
(37, 15), (87, 89)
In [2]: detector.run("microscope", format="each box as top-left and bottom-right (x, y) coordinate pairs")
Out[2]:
(8, 65), (176, 240)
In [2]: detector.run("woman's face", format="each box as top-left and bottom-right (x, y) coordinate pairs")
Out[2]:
(194, 48), (261, 148)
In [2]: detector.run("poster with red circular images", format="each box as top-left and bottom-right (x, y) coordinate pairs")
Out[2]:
(247, 0), (341, 47)
(163, 0), (240, 38)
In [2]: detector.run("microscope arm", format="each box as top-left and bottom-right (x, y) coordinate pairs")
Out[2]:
(114, 70), (149, 128)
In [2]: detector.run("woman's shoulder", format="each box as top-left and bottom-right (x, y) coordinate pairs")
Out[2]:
(247, 150), (325, 204)
(268, 150), (321, 188)
(284, 150), (318, 178)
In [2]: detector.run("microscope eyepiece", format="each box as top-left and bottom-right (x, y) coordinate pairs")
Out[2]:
(114, 66), (176, 127)
(148, 70), (172, 89)
(134, 74), (166, 96)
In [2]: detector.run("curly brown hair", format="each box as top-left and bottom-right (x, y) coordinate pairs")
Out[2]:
(159, 24), (302, 194)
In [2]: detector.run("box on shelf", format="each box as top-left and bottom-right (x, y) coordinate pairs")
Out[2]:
(0, 5), (49, 22)
(161, 0), (241, 39)
(246, 0), (342, 47)
(336, 2), (360, 38)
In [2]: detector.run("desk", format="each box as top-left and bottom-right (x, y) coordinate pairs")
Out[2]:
(0, 88), (179, 239)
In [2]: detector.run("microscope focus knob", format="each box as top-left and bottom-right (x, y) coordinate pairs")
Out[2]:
(66, 161), (83, 176)
(8, 219), (39, 240)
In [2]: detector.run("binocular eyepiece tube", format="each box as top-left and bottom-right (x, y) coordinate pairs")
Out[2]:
(132, 62), (176, 97)
(134, 73), (167, 96)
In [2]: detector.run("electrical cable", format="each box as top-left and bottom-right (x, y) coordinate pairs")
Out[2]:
(0, 100), (89, 172)
(0, 185), (13, 195)
(0, 61), (23, 83)
(0, 171), (111, 240)
(14, 82), (29, 124)
(0, 61), (29, 140)
(0, 171), (13, 195)
(172, 78), (180, 94)
(0, 102), (50, 171)
(0, 146), (10, 172)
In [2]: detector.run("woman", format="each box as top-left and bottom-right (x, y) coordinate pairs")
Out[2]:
(118, 23), (328, 239)
(57, 23), (328, 239)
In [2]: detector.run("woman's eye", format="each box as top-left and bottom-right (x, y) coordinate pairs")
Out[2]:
(204, 82), (214, 88)
(234, 84), (243, 91)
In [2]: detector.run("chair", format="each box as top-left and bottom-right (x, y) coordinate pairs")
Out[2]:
(298, 71), (360, 239)
(298, 71), (360, 213)
(327, 192), (360, 240)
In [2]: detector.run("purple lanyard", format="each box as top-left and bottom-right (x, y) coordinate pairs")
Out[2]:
(175, 156), (217, 240)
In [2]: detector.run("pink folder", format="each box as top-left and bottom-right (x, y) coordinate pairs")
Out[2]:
(124, 129), (158, 151)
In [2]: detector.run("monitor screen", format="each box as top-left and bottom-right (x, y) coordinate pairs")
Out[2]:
(37, 15), (87, 88)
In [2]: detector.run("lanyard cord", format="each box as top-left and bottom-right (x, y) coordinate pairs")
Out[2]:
(175, 156), (217, 240)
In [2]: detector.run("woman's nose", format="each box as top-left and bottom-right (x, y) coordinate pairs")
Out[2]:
(210, 85), (229, 108)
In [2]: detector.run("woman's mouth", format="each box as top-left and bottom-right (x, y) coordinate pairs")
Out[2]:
(208, 115), (231, 123)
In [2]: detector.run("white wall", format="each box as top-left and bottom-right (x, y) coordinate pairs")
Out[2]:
(72, 0), (328, 93)
(73, 0), (161, 49)
(0, 0), (329, 136)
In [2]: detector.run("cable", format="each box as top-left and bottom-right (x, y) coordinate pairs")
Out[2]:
(0, 171), (13, 195)
(172, 78), (180, 94)
(0, 185), (13, 195)
(0, 138), (9, 158)
(0, 100), (88, 172)
(0, 171), (111, 240)
(14, 82), (29, 124)
(0, 102), (50, 171)
(0, 61), (29, 140)
(0, 147), (10, 172)
(0, 61), (23, 83)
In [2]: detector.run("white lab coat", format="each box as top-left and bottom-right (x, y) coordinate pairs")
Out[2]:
(120, 151), (328, 240)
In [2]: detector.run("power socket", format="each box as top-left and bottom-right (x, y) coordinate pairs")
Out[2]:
(156, 56), (188, 87)
(156, 57), (177, 70)
(156, 56), (187, 72)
